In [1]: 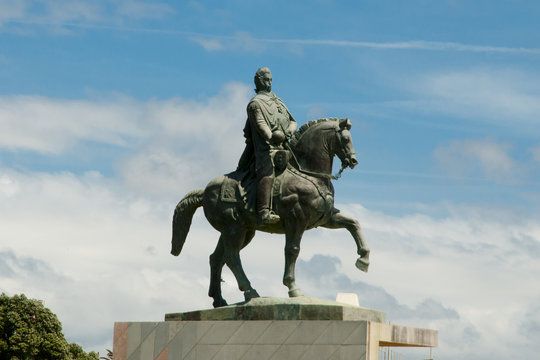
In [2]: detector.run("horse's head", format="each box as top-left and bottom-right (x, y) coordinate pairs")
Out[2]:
(289, 117), (358, 178)
(334, 118), (358, 170)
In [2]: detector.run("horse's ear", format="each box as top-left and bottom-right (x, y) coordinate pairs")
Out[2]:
(339, 118), (352, 130)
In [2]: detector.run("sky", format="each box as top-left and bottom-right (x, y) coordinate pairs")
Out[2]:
(1, 0), (539, 358)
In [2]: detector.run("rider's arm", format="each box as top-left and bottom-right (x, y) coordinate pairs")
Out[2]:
(285, 116), (297, 139)
(248, 102), (273, 141)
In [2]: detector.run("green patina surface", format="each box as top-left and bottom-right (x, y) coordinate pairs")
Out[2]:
(164, 296), (385, 322)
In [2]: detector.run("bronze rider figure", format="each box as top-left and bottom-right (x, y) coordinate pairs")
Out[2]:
(237, 67), (297, 225)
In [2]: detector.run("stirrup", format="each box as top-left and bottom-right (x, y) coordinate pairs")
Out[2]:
(258, 209), (280, 225)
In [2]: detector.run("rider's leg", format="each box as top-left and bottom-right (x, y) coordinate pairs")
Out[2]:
(256, 161), (280, 225)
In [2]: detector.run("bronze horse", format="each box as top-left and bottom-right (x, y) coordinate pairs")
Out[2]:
(171, 118), (370, 307)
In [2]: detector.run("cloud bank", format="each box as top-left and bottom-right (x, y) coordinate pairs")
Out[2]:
(0, 0), (174, 28)
(404, 68), (540, 130)
(0, 82), (251, 196)
(433, 138), (517, 183)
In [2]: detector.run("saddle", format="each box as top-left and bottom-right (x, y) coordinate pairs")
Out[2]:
(219, 150), (290, 213)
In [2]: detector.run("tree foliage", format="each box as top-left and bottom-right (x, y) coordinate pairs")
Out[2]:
(0, 293), (99, 360)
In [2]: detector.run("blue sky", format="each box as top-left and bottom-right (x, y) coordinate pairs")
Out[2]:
(1, 1), (540, 359)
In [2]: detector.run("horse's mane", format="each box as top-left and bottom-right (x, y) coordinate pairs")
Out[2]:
(289, 118), (338, 147)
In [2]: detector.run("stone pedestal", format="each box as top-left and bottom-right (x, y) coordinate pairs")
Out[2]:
(165, 296), (386, 322)
(113, 297), (437, 360)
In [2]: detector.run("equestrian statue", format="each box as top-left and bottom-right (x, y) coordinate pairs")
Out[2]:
(171, 67), (370, 308)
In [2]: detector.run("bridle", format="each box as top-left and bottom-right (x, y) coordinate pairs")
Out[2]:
(286, 122), (353, 181)
(333, 125), (355, 180)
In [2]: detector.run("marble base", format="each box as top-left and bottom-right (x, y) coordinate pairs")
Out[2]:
(113, 320), (437, 360)
(113, 297), (437, 360)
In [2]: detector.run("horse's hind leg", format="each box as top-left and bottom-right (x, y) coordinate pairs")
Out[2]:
(222, 228), (260, 302)
(282, 205), (307, 297)
(321, 208), (370, 272)
(242, 230), (256, 249)
(209, 236), (227, 308)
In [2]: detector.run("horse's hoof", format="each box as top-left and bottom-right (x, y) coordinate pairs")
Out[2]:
(288, 288), (304, 297)
(212, 298), (228, 308)
(244, 289), (260, 301)
(355, 257), (369, 272)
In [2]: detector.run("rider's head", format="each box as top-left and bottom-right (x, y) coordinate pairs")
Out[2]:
(254, 67), (272, 93)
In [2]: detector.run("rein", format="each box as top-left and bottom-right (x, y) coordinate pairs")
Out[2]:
(285, 141), (347, 181)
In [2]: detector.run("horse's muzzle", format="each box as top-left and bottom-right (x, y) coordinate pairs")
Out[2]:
(349, 156), (358, 169)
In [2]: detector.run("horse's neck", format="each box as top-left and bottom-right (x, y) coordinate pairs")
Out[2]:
(292, 129), (334, 175)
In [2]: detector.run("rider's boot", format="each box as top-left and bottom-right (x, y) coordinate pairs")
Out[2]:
(256, 176), (280, 225)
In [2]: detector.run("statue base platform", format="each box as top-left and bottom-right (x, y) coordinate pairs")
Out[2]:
(113, 297), (437, 360)
(165, 296), (386, 322)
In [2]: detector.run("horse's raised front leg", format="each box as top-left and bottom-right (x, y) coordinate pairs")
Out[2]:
(282, 200), (307, 297)
(222, 227), (260, 302)
(321, 208), (370, 272)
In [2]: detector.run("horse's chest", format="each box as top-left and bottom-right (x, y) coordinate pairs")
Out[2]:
(280, 168), (334, 227)
(309, 186), (334, 227)
(323, 193), (334, 213)
(320, 192), (334, 215)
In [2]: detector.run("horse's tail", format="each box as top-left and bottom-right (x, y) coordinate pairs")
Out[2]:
(171, 188), (205, 256)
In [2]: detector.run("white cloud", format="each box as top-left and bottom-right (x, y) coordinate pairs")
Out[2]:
(3, 5), (540, 57)
(0, 167), (216, 351)
(183, 30), (540, 55)
(0, 0), (103, 27)
(332, 203), (540, 360)
(432, 138), (518, 182)
(116, 1), (174, 19)
(264, 38), (540, 55)
(530, 144), (540, 163)
(189, 36), (224, 51)
(0, 0), (28, 26)
(116, 82), (251, 197)
(38, 0), (104, 23)
(233, 31), (269, 53)
(2, 168), (538, 359)
(405, 68), (540, 127)
(0, 95), (145, 153)
(306, 105), (328, 120)
(0, 0), (173, 30)
(0, 83), (251, 194)
(297, 254), (459, 321)
(188, 31), (270, 53)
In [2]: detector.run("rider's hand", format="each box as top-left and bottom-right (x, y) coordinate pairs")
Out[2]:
(271, 130), (286, 144)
